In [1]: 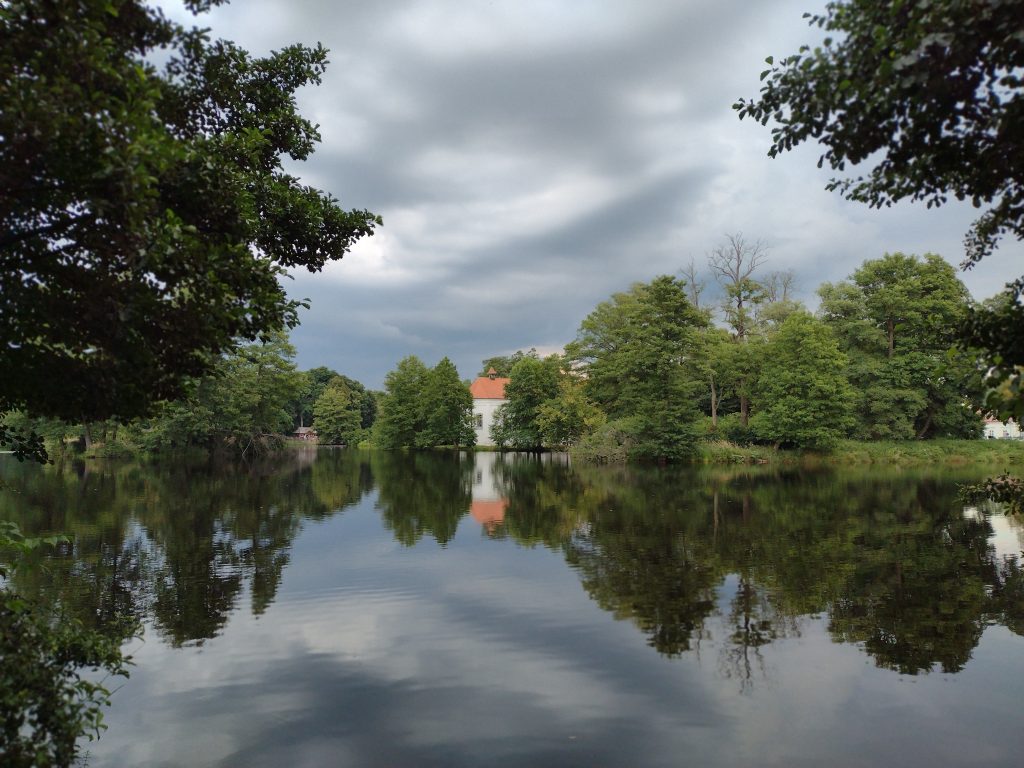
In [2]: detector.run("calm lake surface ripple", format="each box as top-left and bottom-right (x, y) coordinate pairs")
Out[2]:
(3, 448), (1024, 767)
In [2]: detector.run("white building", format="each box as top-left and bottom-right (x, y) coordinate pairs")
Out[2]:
(469, 367), (510, 447)
(983, 417), (1021, 439)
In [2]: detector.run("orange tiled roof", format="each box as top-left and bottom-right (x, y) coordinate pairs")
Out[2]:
(470, 499), (507, 528)
(469, 376), (509, 399)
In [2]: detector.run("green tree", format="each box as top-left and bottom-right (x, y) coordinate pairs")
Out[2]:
(495, 356), (562, 451)
(707, 234), (768, 427)
(1, 20), (374, 733)
(375, 356), (429, 449)
(751, 312), (854, 449)
(292, 367), (340, 430)
(479, 349), (540, 378)
(1, 523), (135, 768)
(734, 0), (1023, 268)
(733, 1), (1024, 414)
(139, 333), (304, 455)
(297, 370), (375, 434)
(536, 376), (606, 449)
(0, 0), (379, 450)
(418, 357), (475, 448)
(567, 276), (708, 460)
(313, 382), (362, 446)
(818, 253), (981, 439)
(964, 287), (1024, 421)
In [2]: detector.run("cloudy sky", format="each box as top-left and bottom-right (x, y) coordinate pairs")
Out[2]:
(172, 0), (1021, 388)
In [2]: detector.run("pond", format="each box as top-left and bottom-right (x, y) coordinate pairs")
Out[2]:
(2, 449), (1024, 767)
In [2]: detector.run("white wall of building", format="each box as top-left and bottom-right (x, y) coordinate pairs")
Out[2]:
(983, 419), (1021, 439)
(472, 398), (505, 446)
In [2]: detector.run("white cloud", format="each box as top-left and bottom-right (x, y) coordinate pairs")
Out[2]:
(163, 0), (1024, 386)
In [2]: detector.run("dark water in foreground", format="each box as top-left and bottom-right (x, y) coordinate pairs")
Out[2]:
(3, 448), (1024, 767)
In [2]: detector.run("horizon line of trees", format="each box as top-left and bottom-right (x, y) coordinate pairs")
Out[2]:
(482, 243), (988, 460)
(2, 335), (381, 458)
(3, 244), (996, 463)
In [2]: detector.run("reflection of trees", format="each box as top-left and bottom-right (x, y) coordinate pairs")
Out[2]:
(493, 460), (1013, 679)
(372, 451), (473, 546)
(3, 452), (1020, 676)
(827, 510), (991, 674)
(569, 530), (718, 656)
(511, 461), (723, 656)
(719, 575), (792, 693)
(489, 453), (582, 546)
(0, 449), (372, 646)
(991, 555), (1024, 636)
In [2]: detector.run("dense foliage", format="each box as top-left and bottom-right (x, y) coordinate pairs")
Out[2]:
(479, 349), (543, 378)
(510, 252), (984, 461)
(752, 312), (854, 449)
(375, 356), (475, 449)
(819, 253), (981, 439)
(733, 0), (1024, 419)
(2, 337), (374, 458)
(566, 276), (709, 460)
(312, 381), (363, 446)
(0, 0), (379, 447)
(137, 334), (304, 455)
(1, 523), (135, 767)
(491, 356), (562, 451)
(734, 0), (1023, 268)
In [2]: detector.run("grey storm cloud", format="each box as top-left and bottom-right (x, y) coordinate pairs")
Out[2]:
(172, 0), (1022, 387)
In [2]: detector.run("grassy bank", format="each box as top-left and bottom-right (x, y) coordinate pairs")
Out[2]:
(828, 439), (1024, 466)
(695, 439), (1024, 466)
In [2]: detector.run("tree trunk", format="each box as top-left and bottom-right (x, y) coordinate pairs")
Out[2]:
(916, 410), (934, 439)
(83, 422), (93, 450)
(710, 376), (719, 428)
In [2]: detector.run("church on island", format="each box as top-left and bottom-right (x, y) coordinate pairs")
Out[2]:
(469, 367), (510, 447)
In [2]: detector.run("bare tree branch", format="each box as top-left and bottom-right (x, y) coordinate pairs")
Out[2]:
(680, 257), (705, 310)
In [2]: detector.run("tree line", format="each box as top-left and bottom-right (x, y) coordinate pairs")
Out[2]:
(484, 243), (986, 460)
(2, 334), (380, 458)
(4, 245), (989, 462)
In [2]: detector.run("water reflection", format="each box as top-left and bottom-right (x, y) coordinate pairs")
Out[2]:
(0, 448), (373, 646)
(2, 450), (1022, 676)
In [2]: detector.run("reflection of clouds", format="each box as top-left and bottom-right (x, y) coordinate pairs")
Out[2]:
(80, 483), (1024, 768)
(91, 510), (723, 766)
(965, 505), (1022, 560)
(1000, 511), (1024, 556)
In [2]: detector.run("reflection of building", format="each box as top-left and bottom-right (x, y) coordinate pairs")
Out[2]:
(470, 453), (507, 532)
(469, 368), (510, 446)
(983, 418), (1021, 439)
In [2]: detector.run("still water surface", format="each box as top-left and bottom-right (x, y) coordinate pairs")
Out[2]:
(3, 449), (1024, 767)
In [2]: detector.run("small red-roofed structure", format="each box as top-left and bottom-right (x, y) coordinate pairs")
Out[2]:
(469, 367), (510, 446)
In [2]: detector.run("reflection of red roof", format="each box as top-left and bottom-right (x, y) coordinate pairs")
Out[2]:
(471, 499), (507, 529)
(469, 376), (510, 399)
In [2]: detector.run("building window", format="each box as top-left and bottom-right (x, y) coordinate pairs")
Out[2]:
(475, 414), (483, 428)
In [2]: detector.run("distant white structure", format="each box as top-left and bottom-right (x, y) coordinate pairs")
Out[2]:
(470, 452), (507, 532)
(983, 417), (1021, 439)
(469, 367), (510, 447)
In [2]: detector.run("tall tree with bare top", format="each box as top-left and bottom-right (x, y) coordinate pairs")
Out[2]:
(708, 234), (768, 427)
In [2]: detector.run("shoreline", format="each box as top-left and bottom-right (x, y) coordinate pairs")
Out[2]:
(693, 439), (1024, 466)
